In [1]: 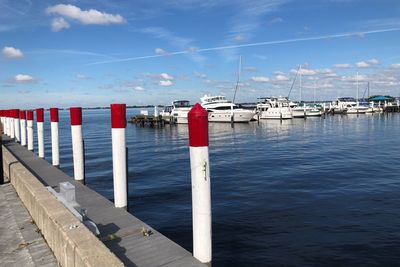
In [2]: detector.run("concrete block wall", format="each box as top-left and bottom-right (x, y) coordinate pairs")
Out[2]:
(2, 146), (124, 267)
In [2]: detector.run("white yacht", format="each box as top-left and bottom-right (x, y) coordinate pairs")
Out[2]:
(306, 104), (323, 117)
(200, 95), (255, 123)
(256, 97), (293, 119)
(292, 102), (308, 118)
(335, 97), (368, 114)
(160, 105), (173, 122)
(171, 100), (191, 124)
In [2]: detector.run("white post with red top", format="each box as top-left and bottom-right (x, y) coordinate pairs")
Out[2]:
(10, 110), (15, 139)
(5, 110), (9, 136)
(70, 107), (84, 183)
(20, 110), (27, 146)
(111, 104), (127, 209)
(27, 111), (34, 151)
(36, 108), (45, 158)
(7, 110), (11, 136)
(50, 108), (60, 167)
(188, 103), (212, 265)
(14, 109), (20, 142)
(0, 110), (3, 132)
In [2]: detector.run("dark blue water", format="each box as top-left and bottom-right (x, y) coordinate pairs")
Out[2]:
(34, 110), (400, 266)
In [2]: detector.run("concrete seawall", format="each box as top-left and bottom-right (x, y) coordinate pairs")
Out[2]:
(2, 136), (206, 267)
(2, 140), (124, 267)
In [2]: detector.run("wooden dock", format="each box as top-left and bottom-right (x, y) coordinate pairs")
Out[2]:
(128, 115), (168, 127)
(0, 183), (58, 267)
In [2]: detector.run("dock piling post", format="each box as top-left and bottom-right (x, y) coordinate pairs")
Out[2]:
(10, 110), (15, 139)
(14, 109), (20, 143)
(5, 110), (9, 136)
(70, 107), (85, 183)
(50, 108), (60, 167)
(111, 104), (127, 209)
(188, 103), (212, 265)
(27, 111), (34, 151)
(20, 111), (27, 146)
(36, 108), (45, 158)
(0, 130), (3, 185)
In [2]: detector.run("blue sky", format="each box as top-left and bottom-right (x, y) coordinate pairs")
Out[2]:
(1, 0), (400, 108)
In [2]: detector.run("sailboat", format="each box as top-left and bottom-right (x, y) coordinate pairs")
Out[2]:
(345, 72), (368, 114)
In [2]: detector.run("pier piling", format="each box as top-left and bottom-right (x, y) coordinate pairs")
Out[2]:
(36, 108), (45, 158)
(13, 109), (20, 143)
(111, 104), (128, 209)
(50, 108), (60, 167)
(188, 103), (212, 265)
(10, 110), (15, 139)
(20, 110), (26, 146)
(70, 107), (85, 183)
(27, 111), (34, 151)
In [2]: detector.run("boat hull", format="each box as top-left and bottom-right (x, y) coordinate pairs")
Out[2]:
(259, 107), (293, 119)
(208, 110), (254, 123)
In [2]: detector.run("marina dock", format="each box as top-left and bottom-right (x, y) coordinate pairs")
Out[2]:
(1, 135), (207, 267)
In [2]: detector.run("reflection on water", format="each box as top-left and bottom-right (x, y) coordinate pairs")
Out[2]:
(29, 109), (400, 266)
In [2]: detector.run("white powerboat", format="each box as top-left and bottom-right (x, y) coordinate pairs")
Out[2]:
(171, 100), (191, 124)
(200, 95), (255, 123)
(257, 97), (293, 119)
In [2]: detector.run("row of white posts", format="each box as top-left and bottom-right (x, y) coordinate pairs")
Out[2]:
(0, 104), (212, 265)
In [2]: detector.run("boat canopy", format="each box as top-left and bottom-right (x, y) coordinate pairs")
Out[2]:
(369, 96), (393, 101)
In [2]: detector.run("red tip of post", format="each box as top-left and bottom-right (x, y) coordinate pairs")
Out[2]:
(20, 110), (26, 119)
(188, 103), (209, 147)
(70, 107), (82, 125)
(27, 110), (34, 120)
(50, 108), (59, 122)
(36, 108), (44, 122)
(14, 109), (20, 119)
(110, 104), (126, 128)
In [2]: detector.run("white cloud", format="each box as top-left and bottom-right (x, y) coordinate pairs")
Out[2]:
(159, 80), (173, 86)
(367, 58), (379, 65)
(155, 48), (166, 55)
(269, 17), (283, 24)
(234, 35), (244, 43)
(299, 68), (317, 75)
(194, 71), (207, 78)
(251, 76), (270, 82)
(46, 4), (126, 25)
(390, 63), (400, 69)
(2, 46), (23, 59)
(76, 74), (90, 80)
(134, 86), (145, 91)
(51, 17), (70, 32)
(355, 58), (379, 68)
(341, 74), (367, 82)
(275, 74), (289, 81)
(355, 61), (370, 68)
(334, 63), (352, 68)
(160, 73), (174, 80)
(245, 66), (257, 72)
(14, 74), (35, 83)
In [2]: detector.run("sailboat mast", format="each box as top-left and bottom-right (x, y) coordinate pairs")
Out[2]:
(232, 55), (242, 103)
(356, 72), (359, 105)
(299, 65), (302, 101)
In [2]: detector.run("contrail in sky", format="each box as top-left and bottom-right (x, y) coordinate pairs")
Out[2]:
(87, 28), (400, 66)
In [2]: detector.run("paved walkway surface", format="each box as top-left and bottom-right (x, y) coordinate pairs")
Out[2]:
(0, 183), (58, 267)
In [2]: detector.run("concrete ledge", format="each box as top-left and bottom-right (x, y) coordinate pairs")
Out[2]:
(2, 144), (124, 267)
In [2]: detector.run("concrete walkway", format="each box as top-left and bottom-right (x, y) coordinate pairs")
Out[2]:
(0, 183), (58, 267)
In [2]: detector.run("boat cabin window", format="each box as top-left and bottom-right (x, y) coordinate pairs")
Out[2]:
(173, 100), (190, 108)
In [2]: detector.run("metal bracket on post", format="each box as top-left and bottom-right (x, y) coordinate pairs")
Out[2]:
(47, 181), (99, 235)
